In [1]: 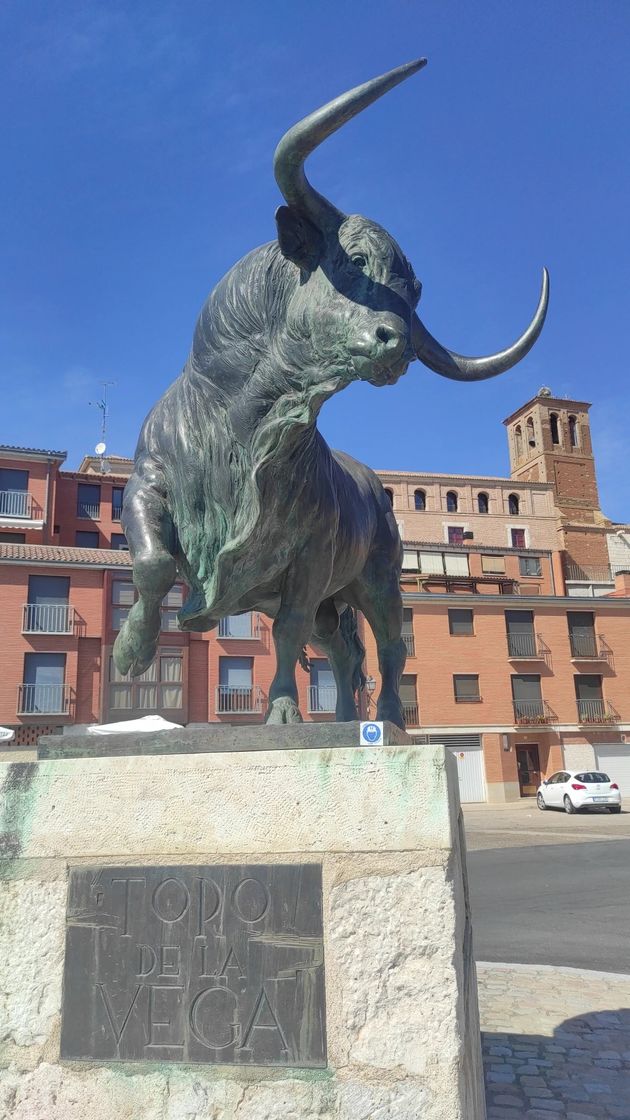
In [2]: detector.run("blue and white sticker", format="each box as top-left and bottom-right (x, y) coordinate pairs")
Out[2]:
(359, 721), (384, 746)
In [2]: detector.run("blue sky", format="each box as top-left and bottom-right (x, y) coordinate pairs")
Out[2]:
(1, 1), (629, 518)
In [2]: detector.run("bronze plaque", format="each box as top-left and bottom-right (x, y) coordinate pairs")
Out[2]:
(60, 864), (326, 1067)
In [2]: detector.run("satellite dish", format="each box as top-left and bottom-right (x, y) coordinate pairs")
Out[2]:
(95, 441), (107, 455)
(100, 459), (112, 474)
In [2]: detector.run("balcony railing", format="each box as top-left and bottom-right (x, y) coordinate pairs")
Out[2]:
(216, 685), (264, 714)
(402, 630), (415, 657)
(77, 502), (101, 519)
(0, 489), (33, 519)
(564, 563), (614, 585)
(218, 613), (262, 640)
(22, 603), (74, 634)
(17, 682), (72, 715)
(112, 504), (123, 522)
(308, 685), (337, 713)
(507, 632), (542, 658)
(569, 633), (612, 664)
(576, 699), (620, 725)
(513, 699), (558, 726)
(403, 701), (420, 726)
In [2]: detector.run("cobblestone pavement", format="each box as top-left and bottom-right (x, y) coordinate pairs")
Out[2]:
(478, 963), (630, 1118)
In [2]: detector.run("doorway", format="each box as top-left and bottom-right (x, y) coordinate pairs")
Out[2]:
(517, 744), (541, 797)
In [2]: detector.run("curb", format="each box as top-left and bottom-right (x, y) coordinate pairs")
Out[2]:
(477, 959), (630, 983)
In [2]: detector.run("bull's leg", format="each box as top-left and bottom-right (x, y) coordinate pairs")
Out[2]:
(348, 571), (406, 729)
(266, 568), (324, 724)
(113, 473), (177, 678)
(311, 599), (358, 722)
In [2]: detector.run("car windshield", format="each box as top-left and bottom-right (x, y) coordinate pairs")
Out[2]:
(575, 772), (610, 784)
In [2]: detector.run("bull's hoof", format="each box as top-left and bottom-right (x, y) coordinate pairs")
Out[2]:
(376, 696), (406, 731)
(265, 697), (304, 725)
(113, 621), (159, 678)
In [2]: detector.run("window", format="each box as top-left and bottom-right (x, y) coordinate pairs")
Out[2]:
(550, 412), (560, 445)
(508, 493), (520, 515)
(77, 482), (101, 519)
(453, 674), (480, 703)
(481, 554), (506, 574)
(402, 549), (419, 571)
(449, 608), (473, 636)
(511, 674), (543, 720)
(526, 416), (535, 448)
(567, 611), (597, 658)
(0, 532), (25, 542)
(402, 608), (415, 655)
(514, 425), (523, 461)
(25, 575), (70, 633)
(112, 487), (125, 520)
(0, 467), (29, 518)
(505, 610), (536, 657)
(477, 492), (489, 514)
(568, 415), (579, 447)
(413, 488), (426, 511)
(20, 653), (67, 714)
(447, 526), (465, 545)
(112, 580), (135, 629)
(418, 551), (469, 576)
(574, 674), (604, 722)
(444, 552), (469, 575)
(219, 613), (255, 639)
(111, 533), (128, 550)
(109, 649), (183, 713)
(511, 528), (526, 549)
(519, 556), (542, 577)
(446, 491), (458, 513)
(400, 674), (419, 725)
(309, 658), (337, 712)
(218, 656), (255, 713)
(76, 530), (99, 549)
(384, 488), (394, 506)
(161, 585), (183, 631)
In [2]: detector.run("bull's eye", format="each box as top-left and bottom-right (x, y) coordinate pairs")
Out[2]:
(351, 254), (368, 270)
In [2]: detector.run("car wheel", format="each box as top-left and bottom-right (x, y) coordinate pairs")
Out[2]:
(563, 794), (576, 814)
(609, 806), (622, 814)
(537, 792), (547, 811)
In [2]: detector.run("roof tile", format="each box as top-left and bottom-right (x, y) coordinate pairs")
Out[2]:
(0, 543), (132, 567)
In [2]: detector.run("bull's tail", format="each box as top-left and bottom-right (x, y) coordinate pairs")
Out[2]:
(338, 606), (367, 694)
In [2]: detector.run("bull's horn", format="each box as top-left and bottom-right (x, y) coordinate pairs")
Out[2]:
(412, 268), (549, 381)
(274, 58), (427, 230)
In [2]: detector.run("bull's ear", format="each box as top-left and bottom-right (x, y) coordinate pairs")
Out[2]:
(275, 206), (322, 272)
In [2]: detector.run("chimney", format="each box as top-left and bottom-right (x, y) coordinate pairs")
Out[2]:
(612, 570), (630, 597)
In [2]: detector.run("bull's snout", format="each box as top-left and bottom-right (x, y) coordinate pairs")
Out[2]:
(351, 316), (408, 365)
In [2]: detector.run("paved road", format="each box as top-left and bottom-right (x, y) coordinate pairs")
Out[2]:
(468, 837), (630, 974)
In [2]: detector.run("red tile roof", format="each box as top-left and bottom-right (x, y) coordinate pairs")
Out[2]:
(0, 543), (133, 567)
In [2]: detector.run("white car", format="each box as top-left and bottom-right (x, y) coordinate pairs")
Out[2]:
(537, 770), (621, 814)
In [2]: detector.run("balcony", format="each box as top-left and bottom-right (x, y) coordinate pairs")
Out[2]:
(216, 685), (264, 714)
(22, 603), (75, 634)
(76, 502), (101, 520)
(403, 701), (420, 726)
(576, 698), (620, 725)
(17, 682), (72, 715)
(569, 633), (612, 665)
(218, 613), (262, 640)
(0, 489), (43, 525)
(402, 630), (415, 657)
(513, 699), (558, 726)
(507, 632), (550, 661)
(308, 685), (337, 713)
(112, 504), (123, 522)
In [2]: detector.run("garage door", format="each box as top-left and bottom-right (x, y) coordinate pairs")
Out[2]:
(413, 733), (487, 803)
(595, 745), (630, 797)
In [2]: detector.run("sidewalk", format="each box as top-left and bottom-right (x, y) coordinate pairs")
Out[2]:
(478, 962), (630, 1118)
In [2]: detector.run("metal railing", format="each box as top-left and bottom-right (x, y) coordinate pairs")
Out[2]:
(569, 633), (612, 664)
(507, 632), (540, 658)
(17, 683), (72, 715)
(308, 685), (337, 713)
(215, 685), (264, 714)
(218, 613), (262, 640)
(564, 563), (614, 584)
(22, 603), (74, 634)
(402, 630), (415, 657)
(112, 504), (123, 521)
(0, 490), (33, 519)
(513, 699), (557, 725)
(76, 502), (101, 519)
(403, 701), (420, 726)
(576, 699), (620, 725)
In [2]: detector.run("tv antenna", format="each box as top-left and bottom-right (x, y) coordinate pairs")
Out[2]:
(89, 381), (116, 474)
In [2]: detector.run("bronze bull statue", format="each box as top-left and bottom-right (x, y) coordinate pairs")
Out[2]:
(114, 58), (548, 728)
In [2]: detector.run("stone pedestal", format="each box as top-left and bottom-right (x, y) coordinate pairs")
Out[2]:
(0, 740), (485, 1119)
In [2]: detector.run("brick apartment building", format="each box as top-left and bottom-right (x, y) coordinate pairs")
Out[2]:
(2, 389), (630, 802)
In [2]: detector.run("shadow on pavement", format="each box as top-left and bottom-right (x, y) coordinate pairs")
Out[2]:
(483, 1007), (630, 1118)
